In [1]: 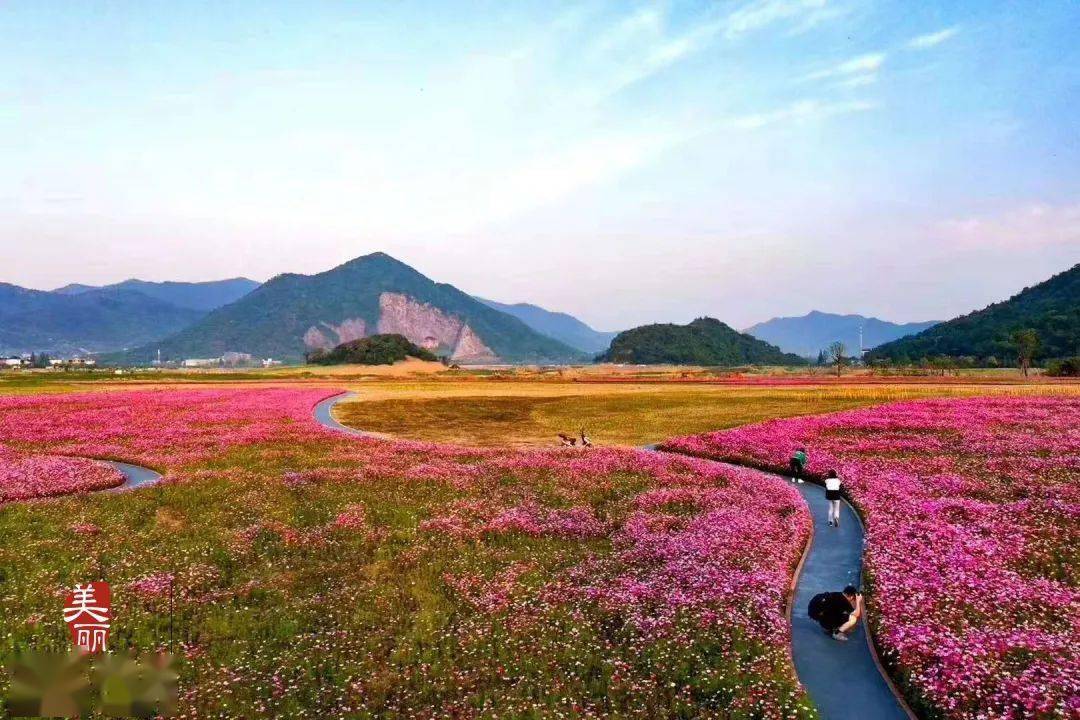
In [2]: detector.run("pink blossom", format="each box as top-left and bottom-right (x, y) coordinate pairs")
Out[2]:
(663, 396), (1080, 720)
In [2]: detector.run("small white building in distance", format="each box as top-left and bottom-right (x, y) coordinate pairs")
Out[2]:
(221, 351), (254, 366)
(262, 358), (283, 367)
(2, 357), (22, 368)
(183, 358), (218, 368)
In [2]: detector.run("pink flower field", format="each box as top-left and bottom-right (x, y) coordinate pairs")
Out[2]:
(0, 446), (124, 502)
(663, 396), (1080, 720)
(0, 387), (336, 470)
(0, 386), (815, 717)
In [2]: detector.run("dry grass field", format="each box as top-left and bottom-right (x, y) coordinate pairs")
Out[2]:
(3, 362), (1075, 447)
(329, 374), (1079, 447)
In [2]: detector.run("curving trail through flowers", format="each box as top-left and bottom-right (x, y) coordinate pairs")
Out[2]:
(4, 386), (815, 717)
(663, 396), (1080, 720)
(0, 449), (162, 503)
(784, 480), (913, 720)
(99, 460), (163, 494)
(315, 390), (915, 720)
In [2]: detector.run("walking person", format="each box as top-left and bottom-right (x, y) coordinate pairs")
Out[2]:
(808, 585), (863, 641)
(824, 470), (843, 527)
(789, 447), (808, 484)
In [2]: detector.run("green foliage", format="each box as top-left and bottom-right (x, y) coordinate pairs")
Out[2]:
(597, 317), (807, 366)
(1045, 357), (1080, 377)
(869, 264), (1080, 363)
(112, 253), (583, 364)
(306, 334), (438, 366)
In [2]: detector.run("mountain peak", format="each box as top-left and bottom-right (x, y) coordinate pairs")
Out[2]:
(745, 311), (940, 357)
(114, 254), (582, 364)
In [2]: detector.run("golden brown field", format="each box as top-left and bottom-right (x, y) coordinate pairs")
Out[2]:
(328, 370), (1079, 447)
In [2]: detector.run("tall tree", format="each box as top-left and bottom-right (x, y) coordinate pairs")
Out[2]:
(1012, 329), (1040, 377)
(827, 341), (847, 377)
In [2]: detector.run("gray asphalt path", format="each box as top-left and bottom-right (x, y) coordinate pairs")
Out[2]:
(102, 460), (163, 493)
(312, 390), (915, 719)
(787, 479), (913, 720)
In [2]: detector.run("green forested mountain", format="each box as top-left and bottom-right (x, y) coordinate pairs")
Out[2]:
(0, 283), (204, 355)
(598, 317), (806, 366)
(868, 264), (1079, 362)
(307, 334), (438, 365)
(112, 252), (583, 364)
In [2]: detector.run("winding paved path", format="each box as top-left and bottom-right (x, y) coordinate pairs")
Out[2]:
(312, 390), (915, 720)
(313, 391), (385, 438)
(786, 479), (913, 720)
(101, 460), (163, 493)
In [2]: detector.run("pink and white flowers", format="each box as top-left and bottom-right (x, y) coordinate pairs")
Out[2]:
(664, 396), (1080, 720)
(0, 448), (124, 501)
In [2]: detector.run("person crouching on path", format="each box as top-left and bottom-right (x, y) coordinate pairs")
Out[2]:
(789, 447), (808, 483)
(808, 585), (863, 641)
(824, 469), (843, 527)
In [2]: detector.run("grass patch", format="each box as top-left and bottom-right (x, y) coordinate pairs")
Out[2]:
(334, 383), (1077, 446)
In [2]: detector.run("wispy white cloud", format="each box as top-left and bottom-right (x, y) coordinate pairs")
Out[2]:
(592, 0), (849, 96)
(723, 0), (832, 39)
(836, 73), (877, 89)
(907, 26), (959, 50)
(938, 201), (1080, 249)
(727, 98), (878, 129)
(804, 52), (886, 81)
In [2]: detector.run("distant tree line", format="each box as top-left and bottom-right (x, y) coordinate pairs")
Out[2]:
(819, 328), (1079, 377)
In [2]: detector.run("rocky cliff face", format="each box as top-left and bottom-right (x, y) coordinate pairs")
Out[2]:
(377, 292), (497, 362)
(303, 318), (368, 350)
(298, 293), (497, 361)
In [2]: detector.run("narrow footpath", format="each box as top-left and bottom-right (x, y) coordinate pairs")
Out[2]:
(102, 460), (163, 493)
(785, 479), (913, 720)
(312, 390), (915, 720)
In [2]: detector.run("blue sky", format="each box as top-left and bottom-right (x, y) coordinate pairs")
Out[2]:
(3, 1), (1078, 329)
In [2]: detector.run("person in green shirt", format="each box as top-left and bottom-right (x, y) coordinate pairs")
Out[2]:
(789, 447), (808, 483)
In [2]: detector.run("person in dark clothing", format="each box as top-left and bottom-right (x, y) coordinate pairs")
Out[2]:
(808, 585), (863, 641)
(789, 447), (808, 484)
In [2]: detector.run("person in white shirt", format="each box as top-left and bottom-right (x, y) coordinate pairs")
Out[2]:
(824, 470), (843, 527)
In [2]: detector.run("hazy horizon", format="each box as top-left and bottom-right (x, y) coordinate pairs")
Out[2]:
(4, 1), (1079, 329)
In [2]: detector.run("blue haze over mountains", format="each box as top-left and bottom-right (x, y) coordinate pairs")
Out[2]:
(743, 312), (940, 358)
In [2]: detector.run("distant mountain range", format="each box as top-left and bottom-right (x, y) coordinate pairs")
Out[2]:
(111, 252), (584, 364)
(869, 263), (1079, 362)
(599, 317), (805, 366)
(744, 312), (939, 358)
(0, 284), (204, 356)
(0, 277), (259, 356)
(475, 297), (618, 354)
(11, 254), (1074, 367)
(53, 277), (259, 311)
